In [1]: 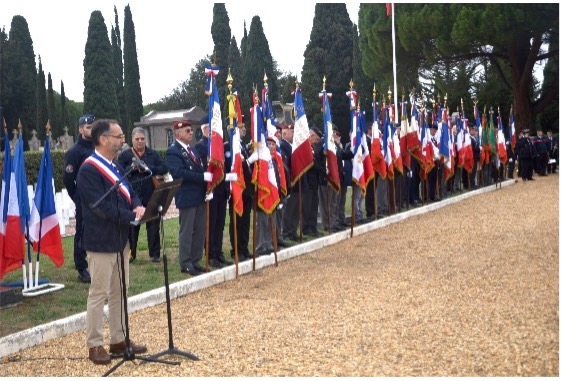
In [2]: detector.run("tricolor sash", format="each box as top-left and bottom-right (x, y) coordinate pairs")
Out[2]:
(84, 153), (132, 205)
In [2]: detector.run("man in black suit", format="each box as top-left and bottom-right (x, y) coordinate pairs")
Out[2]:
(546, 130), (558, 174)
(77, 119), (147, 365)
(165, 120), (213, 276)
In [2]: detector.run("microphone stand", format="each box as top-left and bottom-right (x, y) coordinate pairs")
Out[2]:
(89, 164), (179, 377)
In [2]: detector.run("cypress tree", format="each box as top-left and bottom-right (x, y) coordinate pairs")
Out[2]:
(36, 56), (48, 141)
(123, 4), (143, 138)
(227, 36), (247, 113)
(239, 22), (250, 111)
(47, 72), (59, 138)
(4, 15), (36, 149)
(83, 10), (119, 120)
(60, 81), (67, 132)
(211, 3), (232, 111)
(242, 16), (278, 106)
(301, 4), (353, 130)
(112, 6), (127, 128)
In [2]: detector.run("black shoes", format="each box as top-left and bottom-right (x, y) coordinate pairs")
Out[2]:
(209, 259), (224, 268)
(193, 263), (207, 273)
(150, 257), (161, 263)
(276, 240), (288, 247)
(78, 269), (91, 283)
(181, 264), (202, 276)
(217, 256), (234, 266)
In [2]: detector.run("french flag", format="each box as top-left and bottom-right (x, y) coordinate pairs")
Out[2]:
(291, 88), (314, 185)
(29, 136), (64, 267)
(229, 121), (245, 217)
(250, 94), (280, 214)
(0, 133), (24, 280)
(205, 64), (224, 194)
(320, 90), (340, 193)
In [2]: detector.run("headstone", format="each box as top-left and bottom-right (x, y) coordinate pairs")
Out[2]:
(59, 126), (74, 151)
(28, 129), (41, 151)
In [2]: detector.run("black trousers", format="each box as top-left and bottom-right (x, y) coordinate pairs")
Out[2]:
(229, 190), (253, 257)
(73, 197), (88, 271)
(365, 178), (375, 218)
(129, 217), (161, 259)
(208, 190), (228, 260)
(302, 186), (319, 233)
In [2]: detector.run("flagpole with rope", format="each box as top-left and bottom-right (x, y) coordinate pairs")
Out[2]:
(388, 88), (396, 214)
(203, 62), (216, 274)
(251, 84), (259, 271)
(320, 76), (331, 234)
(390, 2), (399, 125)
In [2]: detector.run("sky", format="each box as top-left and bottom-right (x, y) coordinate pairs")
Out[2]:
(1, 1), (361, 105)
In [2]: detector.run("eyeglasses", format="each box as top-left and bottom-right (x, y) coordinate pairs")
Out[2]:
(184, 129), (193, 133)
(104, 133), (126, 140)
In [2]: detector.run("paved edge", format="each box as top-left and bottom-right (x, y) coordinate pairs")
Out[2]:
(0, 180), (515, 358)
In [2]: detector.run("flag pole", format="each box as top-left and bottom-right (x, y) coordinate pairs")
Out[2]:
(372, 83), (378, 220)
(391, 2), (399, 125)
(226, 70), (239, 278)
(17, 121), (34, 289)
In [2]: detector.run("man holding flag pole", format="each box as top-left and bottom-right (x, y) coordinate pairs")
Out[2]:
(202, 62), (226, 272)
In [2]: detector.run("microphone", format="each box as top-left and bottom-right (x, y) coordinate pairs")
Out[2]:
(132, 157), (152, 175)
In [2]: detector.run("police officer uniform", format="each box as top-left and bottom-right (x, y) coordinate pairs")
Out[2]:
(63, 113), (95, 283)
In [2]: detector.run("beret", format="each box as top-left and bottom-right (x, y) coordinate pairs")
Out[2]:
(173, 120), (191, 130)
(79, 113), (95, 125)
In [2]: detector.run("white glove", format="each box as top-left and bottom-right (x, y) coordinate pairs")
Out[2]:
(225, 173), (238, 182)
(508, 158), (513, 163)
(205, 192), (214, 202)
(278, 203), (283, 210)
(326, 167), (329, 175)
(203, 172), (213, 182)
(247, 152), (259, 164)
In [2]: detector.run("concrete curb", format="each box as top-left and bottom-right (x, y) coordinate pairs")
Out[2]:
(0, 180), (515, 358)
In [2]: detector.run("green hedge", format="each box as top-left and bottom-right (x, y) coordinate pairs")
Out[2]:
(0, 148), (169, 193)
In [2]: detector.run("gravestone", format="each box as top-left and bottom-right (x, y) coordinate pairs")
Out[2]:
(28, 129), (41, 151)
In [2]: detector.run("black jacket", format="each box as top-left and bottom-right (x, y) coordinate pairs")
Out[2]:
(165, 141), (206, 209)
(63, 135), (94, 200)
(77, 159), (142, 253)
(117, 147), (167, 206)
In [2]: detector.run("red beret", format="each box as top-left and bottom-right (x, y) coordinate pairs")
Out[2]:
(173, 120), (191, 130)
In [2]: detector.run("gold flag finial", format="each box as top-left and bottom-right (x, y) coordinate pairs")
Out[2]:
(349, 79), (354, 89)
(263, 70), (268, 86)
(322, 75), (326, 91)
(387, 86), (392, 102)
(46, 120), (52, 136)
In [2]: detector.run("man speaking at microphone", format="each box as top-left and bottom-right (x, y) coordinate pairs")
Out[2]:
(77, 119), (147, 365)
(118, 127), (168, 263)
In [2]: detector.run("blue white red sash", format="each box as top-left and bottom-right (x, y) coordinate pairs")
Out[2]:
(84, 153), (132, 204)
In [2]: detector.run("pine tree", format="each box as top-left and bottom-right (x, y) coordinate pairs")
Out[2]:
(36, 56), (48, 141)
(112, 6), (127, 128)
(123, 4), (143, 138)
(211, 3), (232, 111)
(301, 4), (353, 130)
(4, 15), (37, 149)
(83, 10), (119, 120)
(47, 72), (60, 138)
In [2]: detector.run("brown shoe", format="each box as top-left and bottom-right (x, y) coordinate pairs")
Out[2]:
(109, 340), (147, 355)
(88, 346), (111, 365)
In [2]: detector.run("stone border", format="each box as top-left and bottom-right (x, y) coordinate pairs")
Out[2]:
(0, 180), (515, 359)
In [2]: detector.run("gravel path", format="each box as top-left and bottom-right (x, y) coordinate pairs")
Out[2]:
(1, 176), (558, 376)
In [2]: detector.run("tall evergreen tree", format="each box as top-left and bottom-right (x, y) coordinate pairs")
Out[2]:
(227, 36), (245, 115)
(211, 3), (232, 111)
(47, 72), (60, 138)
(351, 23), (375, 124)
(112, 6), (127, 128)
(36, 56), (48, 141)
(123, 4), (143, 138)
(60, 81), (67, 132)
(301, 4), (353, 130)
(83, 10), (119, 120)
(242, 16), (278, 107)
(4, 15), (36, 149)
(158, 56), (209, 111)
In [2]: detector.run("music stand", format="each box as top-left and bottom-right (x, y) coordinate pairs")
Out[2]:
(140, 179), (200, 363)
